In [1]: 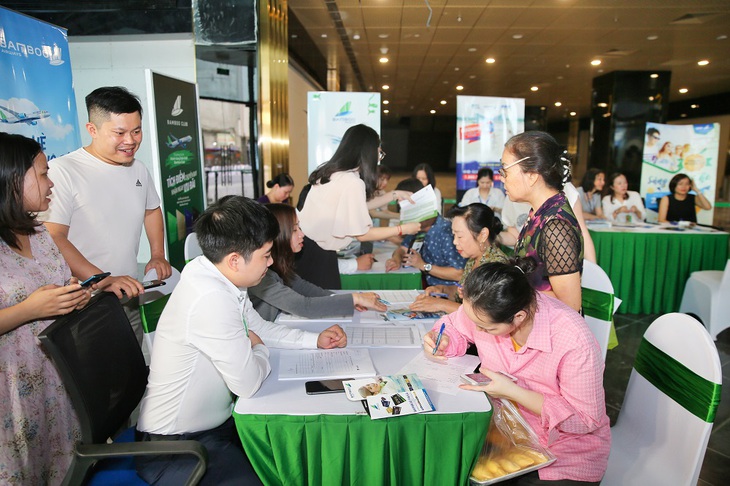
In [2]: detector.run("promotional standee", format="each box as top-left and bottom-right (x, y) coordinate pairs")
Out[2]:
(307, 91), (381, 175)
(146, 71), (206, 270)
(0, 7), (80, 157)
(640, 121), (719, 225)
(456, 96), (524, 194)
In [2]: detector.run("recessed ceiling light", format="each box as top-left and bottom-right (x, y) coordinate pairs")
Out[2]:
(469, 75), (476, 79)
(291, 34), (298, 39)
(531, 86), (539, 92)
(382, 85), (389, 90)
(647, 35), (659, 41)
(468, 47), (477, 52)
(557, 76), (564, 80)
(440, 100), (447, 105)
(554, 102), (562, 107)
(383, 100), (390, 105)
(454, 67), (460, 71)
(698, 60), (710, 66)
(485, 58), (495, 64)
(540, 106), (546, 110)
(379, 57), (389, 63)
(679, 88), (689, 94)
(430, 109), (436, 114)
(383, 109), (389, 114)
(717, 35), (727, 40)
(443, 80), (449, 84)
(456, 85), (464, 91)
(650, 73), (659, 78)
(597, 102), (608, 108)
(512, 34), (523, 40)
(353, 34), (360, 40)
(681, 113), (688, 117)
(378, 34), (389, 39)
(691, 104), (699, 109)
(591, 59), (601, 66)
(648, 96), (655, 101)
(321, 34), (328, 38)
(570, 112), (577, 116)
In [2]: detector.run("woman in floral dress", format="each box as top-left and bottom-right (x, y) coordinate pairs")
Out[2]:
(0, 133), (90, 485)
(500, 131), (583, 312)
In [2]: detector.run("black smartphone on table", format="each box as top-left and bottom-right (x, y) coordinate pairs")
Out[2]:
(80, 272), (111, 288)
(305, 379), (352, 395)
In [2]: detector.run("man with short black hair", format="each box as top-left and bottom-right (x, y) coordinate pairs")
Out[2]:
(135, 196), (346, 485)
(42, 86), (171, 343)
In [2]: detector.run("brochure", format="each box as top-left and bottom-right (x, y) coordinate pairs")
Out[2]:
(343, 373), (436, 419)
(385, 308), (445, 321)
(399, 185), (439, 224)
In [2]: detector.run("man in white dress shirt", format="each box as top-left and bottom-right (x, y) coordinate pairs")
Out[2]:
(135, 196), (347, 485)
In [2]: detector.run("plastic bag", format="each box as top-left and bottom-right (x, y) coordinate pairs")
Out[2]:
(470, 398), (556, 485)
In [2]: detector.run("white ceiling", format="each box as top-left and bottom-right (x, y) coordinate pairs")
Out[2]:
(288, 0), (730, 121)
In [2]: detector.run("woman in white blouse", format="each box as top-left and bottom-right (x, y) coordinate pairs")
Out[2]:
(458, 167), (505, 216)
(602, 172), (645, 222)
(297, 124), (419, 289)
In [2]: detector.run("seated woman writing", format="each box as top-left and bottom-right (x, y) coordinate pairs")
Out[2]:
(248, 203), (386, 321)
(425, 258), (610, 485)
(410, 203), (507, 314)
(657, 173), (712, 223)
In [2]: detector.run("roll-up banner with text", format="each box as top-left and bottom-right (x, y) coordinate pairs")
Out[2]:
(146, 71), (206, 271)
(0, 7), (80, 158)
(640, 121), (719, 225)
(307, 91), (381, 175)
(456, 95), (524, 192)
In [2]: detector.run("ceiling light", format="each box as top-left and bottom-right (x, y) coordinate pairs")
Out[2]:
(591, 59), (601, 66)
(352, 34), (360, 40)
(597, 102), (608, 108)
(456, 85), (464, 91)
(379, 57), (389, 63)
(383, 100), (390, 105)
(454, 67), (460, 71)
(540, 106), (546, 111)
(679, 88), (689, 94)
(650, 73), (659, 78)
(512, 34), (523, 40)
(468, 48), (477, 52)
(378, 34), (389, 39)
(531, 86), (539, 92)
(380, 47), (389, 54)
(485, 58), (495, 64)
(569, 112), (577, 116)
(554, 102), (562, 107)
(469, 75), (476, 79)
(430, 109), (436, 114)
(717, 35), (727, 40)
(440, 100), (447, 105)
(321, 34), (328, 38)
(382, 85), (390, 90)
(648, 96), (654, 101)
(291, 34), (298, 39)
(698, 60), (710, 66)
(383, 109), (389, 114)
(443, 80), (449, 84)
(681, 113), (687, 118)
(691, 104), (699, 109)
(647, 35), (659, 41)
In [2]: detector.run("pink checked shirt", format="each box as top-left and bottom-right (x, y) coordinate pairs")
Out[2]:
(435, 293), (610, 482)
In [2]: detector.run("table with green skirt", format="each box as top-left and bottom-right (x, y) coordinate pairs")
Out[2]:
(233, 344), (491, 486)
(340, 241), (423, 290)
(589, 226), (729, 314)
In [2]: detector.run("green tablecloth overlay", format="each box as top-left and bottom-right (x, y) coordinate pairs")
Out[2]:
(590, 229), (729, 314)
(340, 272), (423, 290)
(234, 411), (490, 486)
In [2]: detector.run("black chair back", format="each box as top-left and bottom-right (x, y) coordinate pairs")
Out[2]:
(39, 292), (148, 444)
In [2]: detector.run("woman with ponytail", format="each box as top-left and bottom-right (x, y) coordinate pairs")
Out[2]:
(426, 258), (610, 484)
(499, 131), (583, 312)
(257, 173), (294, 204)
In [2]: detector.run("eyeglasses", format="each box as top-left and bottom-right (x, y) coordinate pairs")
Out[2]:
(498, 156), (530, 179)
(378, 148), (386, 162)
(651, 135), (660, 140)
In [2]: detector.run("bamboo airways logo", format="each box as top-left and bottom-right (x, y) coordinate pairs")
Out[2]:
(0, 30), (65, 65)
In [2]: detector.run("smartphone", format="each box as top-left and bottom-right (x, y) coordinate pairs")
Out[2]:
(305, 379), (351, 395)
(80, 272), (111, 288)
(461, 373), (492, 386)
(142, 279), (166, 290)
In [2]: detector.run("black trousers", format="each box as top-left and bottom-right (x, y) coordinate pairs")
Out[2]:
(294, 236), (342, 289)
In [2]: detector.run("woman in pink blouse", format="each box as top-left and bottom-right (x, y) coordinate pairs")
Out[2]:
(426, 258), (610, 484)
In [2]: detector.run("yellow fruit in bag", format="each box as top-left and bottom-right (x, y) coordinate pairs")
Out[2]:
(497, 458), (521, 473)
(508, 452), (535, 468)
(485, 460), (507, 477)
(471, 461), (494, 481)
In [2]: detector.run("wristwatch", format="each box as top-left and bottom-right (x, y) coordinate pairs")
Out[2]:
(423, 263), (433, 273)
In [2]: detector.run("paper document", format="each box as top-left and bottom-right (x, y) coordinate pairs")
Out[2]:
(398, 352), (481, 395)
(345, 325), (423, 347)
(277, 313), (347, 323)
(399, 185), (439, 223)
(375, 290), (421, 305)
(278, 348), (377, 380)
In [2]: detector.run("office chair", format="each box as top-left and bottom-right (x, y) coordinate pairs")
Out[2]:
(39, 292), (207, 486)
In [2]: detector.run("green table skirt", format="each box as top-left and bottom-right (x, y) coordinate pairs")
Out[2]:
(590, 230), (729, 314)
(340, 272), (423, 290)
(234, 411), (490, 486)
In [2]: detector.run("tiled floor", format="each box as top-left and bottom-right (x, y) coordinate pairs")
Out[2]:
(606, 314), (730, 485)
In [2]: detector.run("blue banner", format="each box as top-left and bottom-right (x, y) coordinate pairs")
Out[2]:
(0, 7), (80, 159)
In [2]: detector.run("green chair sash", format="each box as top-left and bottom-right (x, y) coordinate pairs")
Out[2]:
(582, 287), (619, 350)
(140, 294), (171, 334)
(634, 337), (721, 423)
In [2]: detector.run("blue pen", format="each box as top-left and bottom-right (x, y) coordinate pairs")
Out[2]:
(432, 323), (446, 355)
(429, 292), (449, 299)
(377, 298), (391, 306)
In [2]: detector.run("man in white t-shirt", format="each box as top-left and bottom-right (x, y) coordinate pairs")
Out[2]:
(41, 86), (171, 343)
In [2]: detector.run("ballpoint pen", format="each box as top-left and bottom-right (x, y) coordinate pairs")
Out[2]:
(432, 323), (446, 355)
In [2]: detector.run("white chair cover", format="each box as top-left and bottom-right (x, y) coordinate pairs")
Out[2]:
(581, 259), (621, 361)
(184, 232), (203, 262)
(679, 259), (730, 340)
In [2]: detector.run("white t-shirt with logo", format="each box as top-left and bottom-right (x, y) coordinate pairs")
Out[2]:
(40, 147), (160, 277)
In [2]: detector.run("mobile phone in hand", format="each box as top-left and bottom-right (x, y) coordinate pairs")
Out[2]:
(142, 279), (166, 290)
(305, 379), (352, 395)
(80, 272), (111, 288)
(461, 373), (492, 386)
